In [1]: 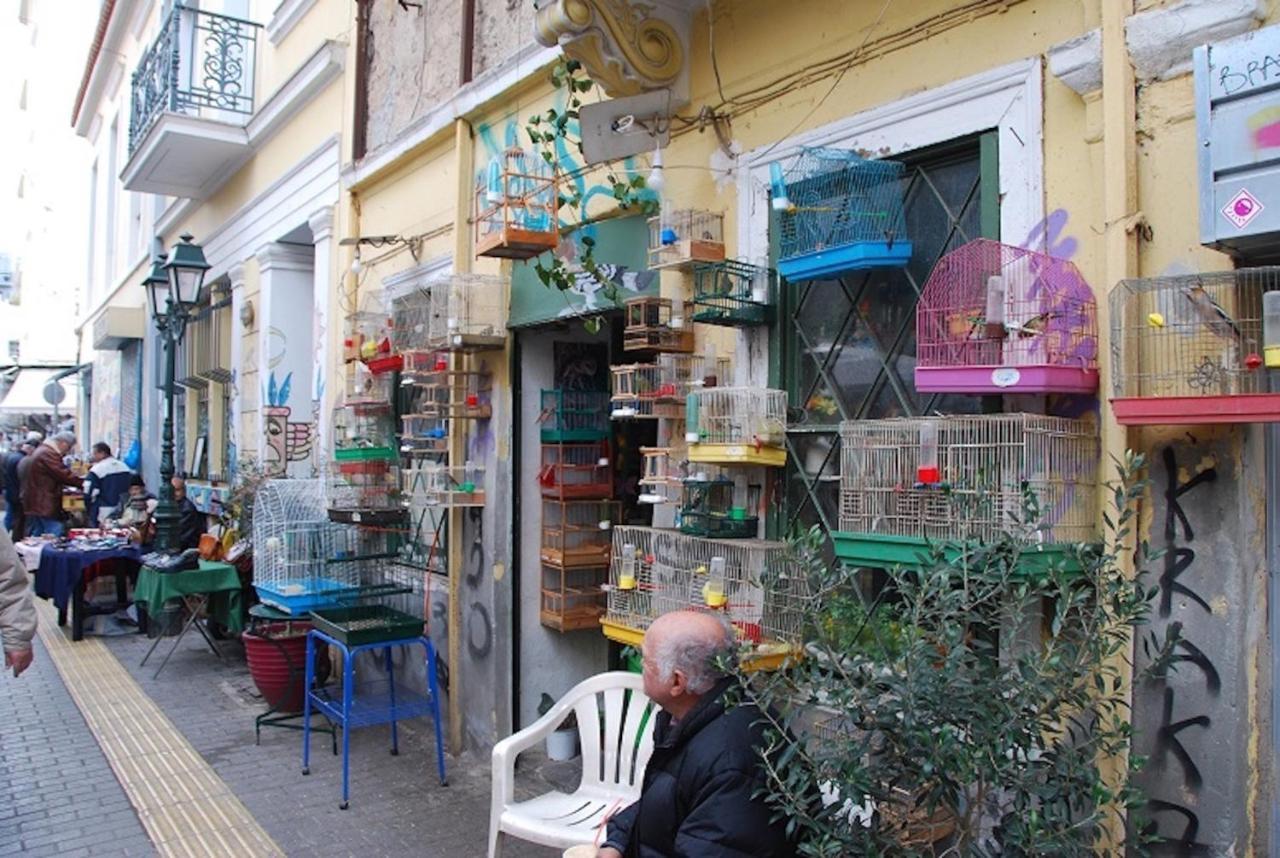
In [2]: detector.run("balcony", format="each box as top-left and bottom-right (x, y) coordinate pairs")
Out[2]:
(122, 6), (261, 198)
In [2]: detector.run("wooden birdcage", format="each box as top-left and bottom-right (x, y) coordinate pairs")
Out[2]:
(639, 445), (685, 505)
(691, 260), (775, 327)
(1110, 268), (1280, 423)
(402, 461), (485, 508)
(647, 209), (726, 271)
(539, 389), (610, 442)
(603, 526), (810, 667)
(539, 442), (612, 500)
(679, 467), (761, 539)
(915, 239), (1099, 394)
(540, 564), (607, 632)
(610, 363), (685, 420)
(623, 297), (695, 353)
(401, 356), (492, 420)
(474, 147), (558, 260)
(657, 350), (731, 395)
(426, 273), (507, 351)
(835, 414), (1098, 571)
(687, 387), (788, 467)
(399, 413), (449, 456)
(541, 499), (618, 568)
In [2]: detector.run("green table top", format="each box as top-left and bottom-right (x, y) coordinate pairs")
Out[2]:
(135, 560), (245, 633)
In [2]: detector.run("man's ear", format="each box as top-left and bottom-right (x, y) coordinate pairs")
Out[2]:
(669, 669), (688, 697)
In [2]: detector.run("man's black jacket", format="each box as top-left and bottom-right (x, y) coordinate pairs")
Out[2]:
(602, 677), (795, 858)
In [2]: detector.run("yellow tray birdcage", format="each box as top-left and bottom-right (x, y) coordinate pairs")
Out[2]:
(540, 564), (608, 633)
(1110, 268), (1280, 423)
(475, 147), (558, 260)
(425, 273), (507, 351)
(623, 297), (695, 353)
(686, 387), (788, 467)
(541, 499), (619, 569)
(647, 209), (726, 271)
(604, 526), (810, 668)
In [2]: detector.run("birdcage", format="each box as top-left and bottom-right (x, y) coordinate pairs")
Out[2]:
(639, 445), (685, 504)
(1110, 268), (1280, 424)
(344, 292), (402, 374)
(400, 413), (450, 456)
(401, 361), (492, 419)
(691, 261), (775, 327)
(647, 209), (726, 270)
(474, 147), (558, 260)
(539, 442), (612, 500)
(686, 387), (787, 467)
(541, 499), (618, 568)
(603, 527), (811, 666)
(771, 148), (912, 279)
(623, 298), (695, 353)
(391, 287), (433, 354)
(539, 389), (610, 442)
(328, 399), (405, 525)
(835, 414), (1098, 570)
(679, 468), (762, 539)
(402, 461), (485, 508)
(915, 239), (1099, 394)
(540, 564), (607, 632)
(658, 350), (732, 394)
(610, 363), (685, 420)
(426, 273), (507, 351)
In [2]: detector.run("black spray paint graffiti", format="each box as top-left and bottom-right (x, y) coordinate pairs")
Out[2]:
(465, 506), (493, 661)
(1140, 447), (1221, 856)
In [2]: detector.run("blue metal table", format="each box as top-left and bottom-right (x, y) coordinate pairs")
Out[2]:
(301, 628), (447, 808)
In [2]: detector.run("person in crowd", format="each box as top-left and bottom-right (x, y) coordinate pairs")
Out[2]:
(106, 474), (158, 544)
(83, 442), (133, 526)
(20, 431), (81, 538)
(1, 435), (37, 539)
(599, 610), (796, 858)
(0, 527), (35, 677)
(171, 477), (206, 551)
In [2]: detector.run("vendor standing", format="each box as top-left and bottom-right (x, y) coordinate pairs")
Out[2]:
(20, 431), (82, 538)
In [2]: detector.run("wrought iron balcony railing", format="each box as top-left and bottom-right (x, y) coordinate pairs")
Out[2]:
(128, 5), (261, 154)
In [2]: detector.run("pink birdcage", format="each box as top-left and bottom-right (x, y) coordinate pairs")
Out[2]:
(915, 239), (1099, 394)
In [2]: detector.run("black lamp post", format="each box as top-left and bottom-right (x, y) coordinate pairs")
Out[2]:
(143, 233), (209, 550)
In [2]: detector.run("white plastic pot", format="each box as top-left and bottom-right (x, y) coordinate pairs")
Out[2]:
(546, 726), (579, 761)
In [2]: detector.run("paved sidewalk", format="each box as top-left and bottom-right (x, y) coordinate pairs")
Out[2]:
(0, 635), (153, 857)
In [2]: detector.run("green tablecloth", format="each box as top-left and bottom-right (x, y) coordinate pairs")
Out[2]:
(134, 560), (245, 633)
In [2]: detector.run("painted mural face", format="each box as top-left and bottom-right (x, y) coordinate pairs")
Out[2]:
(261, 371), (315, 478)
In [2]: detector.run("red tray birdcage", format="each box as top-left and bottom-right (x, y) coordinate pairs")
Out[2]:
(915, 239), (1099, 394)
(539, 442), (612, 500)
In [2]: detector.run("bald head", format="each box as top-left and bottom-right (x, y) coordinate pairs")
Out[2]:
(646, 610), (734, 696)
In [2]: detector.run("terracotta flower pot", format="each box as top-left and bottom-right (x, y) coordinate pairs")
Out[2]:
(242, 622), (319, 713)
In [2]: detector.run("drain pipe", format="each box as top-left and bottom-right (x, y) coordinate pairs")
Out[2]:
(1264, 290), (1280, 852)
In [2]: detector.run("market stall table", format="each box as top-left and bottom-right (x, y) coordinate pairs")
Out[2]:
(135, 560), (244, 678)
(32, 542), (144, 641)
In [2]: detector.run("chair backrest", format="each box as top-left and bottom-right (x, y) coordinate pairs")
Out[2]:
(565, 671), (658, 800)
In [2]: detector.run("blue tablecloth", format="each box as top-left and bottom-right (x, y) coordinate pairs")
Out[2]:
(33, 545), (144, 612)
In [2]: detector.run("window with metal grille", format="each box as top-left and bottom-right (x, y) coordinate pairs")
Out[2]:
(776, 134), (999, 548)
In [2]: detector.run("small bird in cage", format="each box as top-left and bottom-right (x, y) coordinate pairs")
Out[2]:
(1182, 284), (1243, 342)
(1005, 311), (1060, 338)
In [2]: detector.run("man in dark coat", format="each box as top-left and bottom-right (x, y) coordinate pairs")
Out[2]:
(2, 436), (37, 539)
(171, 477), (206, 551)
(20, 432), (82, 538)
(600, 611), (795, 858)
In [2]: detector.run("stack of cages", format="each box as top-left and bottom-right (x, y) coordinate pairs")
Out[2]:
(772, 147), (912, 280)
(1109, 268), (1280, 423)
(344, 291), (402, 375)
(686, 386), (788, 467)
(623, 297), (695, 353)
(647, 209), (726, 271)
(691, 260), (776, 327)
(474, 147), (558, 260)
(835, 414), (1099, 573)
(426, 273), (508, 352)
(328, 369), (405, 528)
(604, 526), (811, 667)
(679, 466), (762, 538)
(915, 239), (1099, 394)
(540, 387), (612, 631)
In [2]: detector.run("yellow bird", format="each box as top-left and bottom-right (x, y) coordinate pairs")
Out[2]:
(1147, 312), (1165, 328)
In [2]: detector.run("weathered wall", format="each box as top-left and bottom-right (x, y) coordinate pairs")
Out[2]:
(473, 0), (531, 79)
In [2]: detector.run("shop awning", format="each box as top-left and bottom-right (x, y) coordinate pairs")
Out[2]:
(0, 367), (80, 416)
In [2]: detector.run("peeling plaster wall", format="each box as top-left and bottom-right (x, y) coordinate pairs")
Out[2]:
(473, 0), (531, 79)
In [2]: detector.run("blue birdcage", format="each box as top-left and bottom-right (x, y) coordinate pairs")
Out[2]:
(771, 148), (912, 280)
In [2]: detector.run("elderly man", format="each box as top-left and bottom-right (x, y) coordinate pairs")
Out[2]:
(599, 611), (795, 858)
(84, 442), (133, 526)
(2, 434), (37, 539)
(171, 477), (206, 550)
(0, 528), (36, 676)
(20, 431), (82, 538)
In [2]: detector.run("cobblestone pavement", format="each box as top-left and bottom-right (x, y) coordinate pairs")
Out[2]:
(0, 635), (154, 858)
(99, 627), (566, 858)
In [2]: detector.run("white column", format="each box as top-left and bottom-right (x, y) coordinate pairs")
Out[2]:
(308, 206), (335, 462)
(227, 262), (247, 477)
(256, 242), (316, 478)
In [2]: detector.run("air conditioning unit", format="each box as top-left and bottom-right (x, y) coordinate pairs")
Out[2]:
(92, 306), (145, 350)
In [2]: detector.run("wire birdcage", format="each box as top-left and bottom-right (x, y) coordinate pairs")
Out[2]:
(658, 350), (731, 395)
(687, 387), (787, 467)
(639, 445), (686, 504)
(426, 274), (507, 351)
(679, 467), (762, 538)
(540, 563), (608, 632)
(474, 147), (558, 260)
(541, 499), (618, 568)
(403, 461), (485, 508)
(345, 292), (400, 374)
(623, 298), (695, 353)
(539, 442), (612, 500)
(647, 209), (726, 270)
(610, 363), (685, 420)
(604, 526), (811, 657)
(391, 288), (433, 355)
(692, 261), (775, 327)
(539, 389), (610, 442)
(1110, 268), (1280, 424)
(772, 148), (912, 279)
(915, 239), (1099, 394)
(401, 361), (492, 420)
(838, 414), (1098, 544)
(328, 398), (404, 524)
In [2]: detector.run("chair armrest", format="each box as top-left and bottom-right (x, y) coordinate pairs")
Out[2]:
(491, 695), (583, 806)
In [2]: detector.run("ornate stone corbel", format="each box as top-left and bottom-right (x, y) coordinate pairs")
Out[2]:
(534, 0), (693, 102)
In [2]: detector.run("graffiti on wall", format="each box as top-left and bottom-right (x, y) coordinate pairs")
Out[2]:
(261, 371), (315, 477)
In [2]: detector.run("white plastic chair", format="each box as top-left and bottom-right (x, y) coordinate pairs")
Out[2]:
(489, 671), (658, 857)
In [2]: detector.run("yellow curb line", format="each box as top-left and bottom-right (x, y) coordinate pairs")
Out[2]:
(34, 598), (285, 857)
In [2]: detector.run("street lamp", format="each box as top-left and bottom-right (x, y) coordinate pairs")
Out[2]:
(144, 234), (209, 550)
